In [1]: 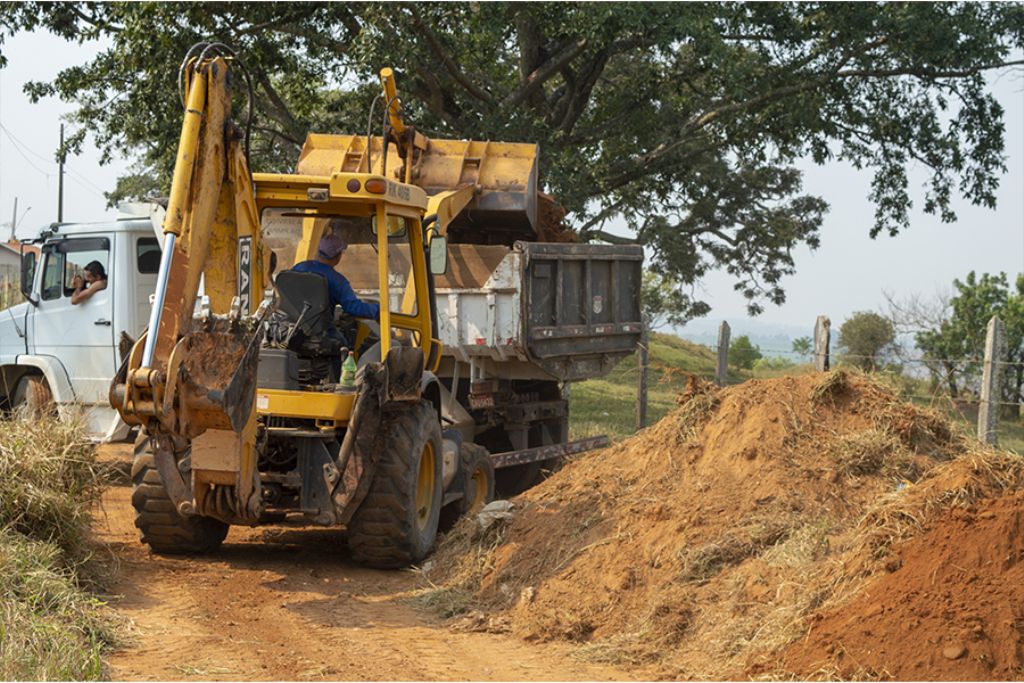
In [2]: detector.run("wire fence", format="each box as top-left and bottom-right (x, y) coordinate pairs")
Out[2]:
(633, 321), (1023, 452)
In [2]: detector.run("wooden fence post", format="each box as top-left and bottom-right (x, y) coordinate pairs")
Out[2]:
(814, 316), (831, 372)
(636, 328), (649, 430)
(978, 315), (1007, 446)
(716, 321), (730, 387)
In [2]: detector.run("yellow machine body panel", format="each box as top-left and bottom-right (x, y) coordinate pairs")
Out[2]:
(256, 388), (355, 424)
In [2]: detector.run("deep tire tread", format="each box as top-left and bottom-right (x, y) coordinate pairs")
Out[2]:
(347, 401), (443, 569)
(131, 438), (229, 555)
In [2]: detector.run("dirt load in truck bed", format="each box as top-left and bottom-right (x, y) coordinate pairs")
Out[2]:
(424, 370), (1024, 680)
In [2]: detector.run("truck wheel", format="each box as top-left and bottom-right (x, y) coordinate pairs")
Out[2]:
(131, 436), (229, 554)
(459, 443), (495, 515)
(12, 375), (56, 418)
(347, 400), (443, 568)
(495, 459), (553, 498)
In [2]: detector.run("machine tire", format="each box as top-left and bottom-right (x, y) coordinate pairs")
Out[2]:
(11, 375), (56, 418)
(347, 400), (443, 569)
(459, 443), (495, 516)
(131, 435), (229, 555)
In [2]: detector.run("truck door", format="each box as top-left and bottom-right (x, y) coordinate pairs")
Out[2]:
(30, 236), (115, 402)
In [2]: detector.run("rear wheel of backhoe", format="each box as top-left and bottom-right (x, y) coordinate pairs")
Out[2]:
(347, 400), (443, 568)
(131, 435), (229, 554)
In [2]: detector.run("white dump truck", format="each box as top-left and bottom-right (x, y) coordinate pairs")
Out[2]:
(0, 204), (163, 440)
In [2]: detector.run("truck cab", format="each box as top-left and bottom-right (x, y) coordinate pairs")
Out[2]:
(0, 213), (160, 440)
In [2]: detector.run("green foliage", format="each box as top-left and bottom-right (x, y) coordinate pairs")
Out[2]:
(791, 336), (813, 359)
(570, 332), (723, 439)
(837, 311), (896, 371)
(1, 3), (1021, 318)
(753, 355), (795, 373)
(728, 335), (762, 370)
(915, 272), (1024, 405)
(641, 270), (701, 329)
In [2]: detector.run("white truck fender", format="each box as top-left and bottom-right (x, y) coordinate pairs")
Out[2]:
(10, 355), (77, 403)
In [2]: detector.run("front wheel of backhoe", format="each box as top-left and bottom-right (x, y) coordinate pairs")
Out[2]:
(131, 435), (229, 554)
(347, 400), (443, 568)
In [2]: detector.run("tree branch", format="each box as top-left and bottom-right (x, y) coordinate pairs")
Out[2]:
(557, 49), (611, 133)
(501, 37), (588, 110)
(405, 4), (495, 105)
(68, 5), (123, 34)
(587, 229), (638, 245)
(836, 59), (1024, 80)
(253, 124), (303, 147)
(253, 68), (305, 142)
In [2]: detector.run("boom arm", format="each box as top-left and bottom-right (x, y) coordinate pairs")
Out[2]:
(110, 51), (266, 523)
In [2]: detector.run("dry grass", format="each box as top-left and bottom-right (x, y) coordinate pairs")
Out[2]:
(811, 368), (850, 403)
(0, 414), (117, 680)
(678, 519), (793, 584)
(0, 275), (22, 310)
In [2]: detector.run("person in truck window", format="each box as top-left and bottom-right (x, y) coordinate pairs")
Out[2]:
(291, 232), (380, 322)
(71, 261), (108, 305)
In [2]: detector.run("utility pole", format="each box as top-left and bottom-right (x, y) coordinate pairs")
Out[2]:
(57, 124), (65, 223)
(9, 197), (16, 242)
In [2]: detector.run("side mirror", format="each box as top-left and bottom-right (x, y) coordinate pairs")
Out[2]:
(429, 235), (448, 275)
(20, 251), (36, 302)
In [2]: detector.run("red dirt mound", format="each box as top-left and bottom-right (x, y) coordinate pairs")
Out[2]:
(424, 371), (1024, 679)
(779, 490), (1024, 680)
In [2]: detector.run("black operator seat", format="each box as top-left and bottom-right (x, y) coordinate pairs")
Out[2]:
(273, 270), (342, 356)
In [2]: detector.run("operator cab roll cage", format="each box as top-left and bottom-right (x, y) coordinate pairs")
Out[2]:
(253, 170), (442, 371)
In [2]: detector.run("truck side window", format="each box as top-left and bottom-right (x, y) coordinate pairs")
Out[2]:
(62, 239), (110, 297)
(137, 237), (160, 273)
(40, 249), (64, 301)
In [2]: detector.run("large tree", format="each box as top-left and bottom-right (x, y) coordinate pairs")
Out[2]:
(2, 2), (1021, 319)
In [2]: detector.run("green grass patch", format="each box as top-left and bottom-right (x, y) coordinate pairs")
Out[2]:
(0, 415), (116, 680)
(570, 332), (734, 441)
(569, 332), (1024, 455)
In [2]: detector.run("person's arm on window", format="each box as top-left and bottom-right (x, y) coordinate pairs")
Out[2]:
(71, 279), (107, 305)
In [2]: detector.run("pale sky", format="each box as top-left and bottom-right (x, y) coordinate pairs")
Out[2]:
(1, 28), (1022, 331)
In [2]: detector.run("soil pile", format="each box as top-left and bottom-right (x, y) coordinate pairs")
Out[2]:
(425, 371), (1024, 679)
(779, 490), (1024, 680)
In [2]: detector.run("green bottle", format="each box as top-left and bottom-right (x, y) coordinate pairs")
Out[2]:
(340, 351), (357, 388)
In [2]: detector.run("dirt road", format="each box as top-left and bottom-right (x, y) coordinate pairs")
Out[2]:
(94, 450), (631, 681)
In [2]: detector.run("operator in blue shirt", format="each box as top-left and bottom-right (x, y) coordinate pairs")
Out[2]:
(292, 233), (380, 341)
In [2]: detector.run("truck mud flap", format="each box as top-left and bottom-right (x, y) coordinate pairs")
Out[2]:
(490, 435), (610, 469)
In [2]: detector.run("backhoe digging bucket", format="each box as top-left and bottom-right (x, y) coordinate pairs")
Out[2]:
(176, 322), (261, 434)
(152, 318), (263, 525)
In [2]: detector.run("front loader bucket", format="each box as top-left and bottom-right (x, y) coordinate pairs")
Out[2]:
(297, 133), (538, 234)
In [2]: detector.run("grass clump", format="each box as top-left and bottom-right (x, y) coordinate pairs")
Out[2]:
(0, 414), (116, 680)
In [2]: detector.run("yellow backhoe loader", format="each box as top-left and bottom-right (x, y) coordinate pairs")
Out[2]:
(111, 43), (644, 568)
(110, 44), (512, 566)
